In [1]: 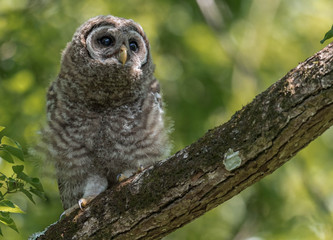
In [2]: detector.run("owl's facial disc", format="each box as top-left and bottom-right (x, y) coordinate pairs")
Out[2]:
(86, 25), (148, 69)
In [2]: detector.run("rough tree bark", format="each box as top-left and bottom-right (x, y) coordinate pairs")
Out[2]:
(36, 43), (333, 240)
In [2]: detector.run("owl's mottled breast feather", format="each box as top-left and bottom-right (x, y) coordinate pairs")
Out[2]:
(46, 78), (169, 183)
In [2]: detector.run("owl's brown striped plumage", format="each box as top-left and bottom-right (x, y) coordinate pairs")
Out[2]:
(44, 15), (170, 210)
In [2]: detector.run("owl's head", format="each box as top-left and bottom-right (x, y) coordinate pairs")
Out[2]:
(59, 15), (155, 95)
(84, 16), (149, 68)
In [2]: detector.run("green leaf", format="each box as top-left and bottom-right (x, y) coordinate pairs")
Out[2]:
(0, 225), (2, 236)
(0, 149), (14, 163)
(15, 171), (30, 184)
(0, 127), (4, 133)
(0, 200), (14, 209)
(12, 165), (24, 174)
(1, 136), (22, 150)
(0, 200), (24, 213)
(0, 212), (18, 232)
(7, 177), (23, 191)
(29, 188), (46, 200)
(0, 173), (7, 181)
(320, 25), (333, 44)
(7, 178), (19, 191)
(2, 145), (24, 162)
(30, 178), (44, 192)
(16, 172), (44, 192)
(20, 189), (35, 204)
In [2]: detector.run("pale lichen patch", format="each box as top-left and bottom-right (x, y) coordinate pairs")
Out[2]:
(284, 77), (300, 95)
(223, 148), (242, 171)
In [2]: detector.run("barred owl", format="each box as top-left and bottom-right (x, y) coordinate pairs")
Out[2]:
(45, 15), (170, 211)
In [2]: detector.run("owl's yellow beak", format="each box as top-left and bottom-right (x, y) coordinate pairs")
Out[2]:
(119, 45), (128, 65)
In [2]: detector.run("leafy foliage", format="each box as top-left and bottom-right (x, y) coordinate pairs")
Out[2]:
(0, 127), (45, 236)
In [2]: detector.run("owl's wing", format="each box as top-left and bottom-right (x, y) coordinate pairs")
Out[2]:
(57, 177), (68, 208)
(150, 78), (163, 109)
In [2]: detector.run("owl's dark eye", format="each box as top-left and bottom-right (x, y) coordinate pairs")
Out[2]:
(129, 41), (139, 52)
(98, 36), (114, 47)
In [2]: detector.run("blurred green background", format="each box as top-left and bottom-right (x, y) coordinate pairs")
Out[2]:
(1, 0), (333, 239)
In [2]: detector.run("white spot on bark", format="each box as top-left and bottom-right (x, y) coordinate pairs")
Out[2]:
(223, 148), (242, 171)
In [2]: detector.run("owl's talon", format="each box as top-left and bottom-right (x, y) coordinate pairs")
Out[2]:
(78, 196), (95, 210)
(59, 203), (80, 220)
(117, 173), (127, 182)
(78, 198), (85, 210)
(58, 196), (96, 220)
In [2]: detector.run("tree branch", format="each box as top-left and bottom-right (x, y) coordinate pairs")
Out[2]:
(36, 43), (333, 240)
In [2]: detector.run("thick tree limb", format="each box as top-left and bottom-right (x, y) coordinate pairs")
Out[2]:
(36, 43), (333, 240)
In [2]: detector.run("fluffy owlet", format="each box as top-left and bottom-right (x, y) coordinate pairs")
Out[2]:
(44, 15), (171, 211)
